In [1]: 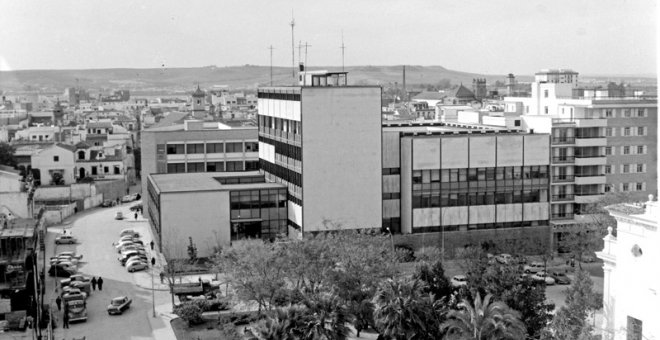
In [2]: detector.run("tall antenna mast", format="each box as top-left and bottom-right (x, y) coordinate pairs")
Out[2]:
(268, 45), (275, 86)
(289, 11), (296, 83)
(302, 42), (311, 86)
(340, 31), (346, 72)
(298, 41), (303, 65)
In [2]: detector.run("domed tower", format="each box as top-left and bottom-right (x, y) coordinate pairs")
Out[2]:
(191, 85), (206, 118)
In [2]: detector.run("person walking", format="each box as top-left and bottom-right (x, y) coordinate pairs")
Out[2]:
(55, 296), (62, 311)
(159, 271), (165, 284)
(150, 241), (154, 250)
(62, 309), (69, 329)
(97, 277), (104, 291)
(91, 277), (97, 291)
(134, 212), (138, 220)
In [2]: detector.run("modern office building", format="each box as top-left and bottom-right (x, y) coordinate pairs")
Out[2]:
(140, 120), (259, 202)
(382, 121), (552, 255)
(257, 71), (383, 238)
(597, 198), (659, 340)
(503, 69), (657, 250)
(146, 171), (287, 257)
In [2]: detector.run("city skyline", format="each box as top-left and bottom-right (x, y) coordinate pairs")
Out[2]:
(0, 0), (657, 76)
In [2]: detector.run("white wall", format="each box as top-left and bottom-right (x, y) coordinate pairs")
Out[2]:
(31, 146), (75, 185)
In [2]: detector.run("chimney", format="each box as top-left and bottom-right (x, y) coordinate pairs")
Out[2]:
(402, 65), (407, 102)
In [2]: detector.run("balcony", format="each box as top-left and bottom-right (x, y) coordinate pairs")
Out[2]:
(574, 174), (607, 185)
(575, 137), (607, 147)
(574, 155), (607, 166)
(552, 156), (575, 164)
(574, 192), (605, 204)
(552, 137), (575, 145)
(552, 175), (574, 183)
(552, 194), (575, 202)
(551, 213), (574, 220)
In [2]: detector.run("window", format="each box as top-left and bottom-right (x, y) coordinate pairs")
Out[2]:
(103, 166), (109, 173)
(637, 145), (645, 154)
(226, 142), (243, 153)
(624, 109), (631, 117)
(544, 90), (548, 98)
(187, 162), (204, 172)
(636, 183), (644, 191)
(206, 143), (223, 153)
(78, 151), (85, 160)
(514, 120), (521, 127)
(166, 144), (185, 154)
(166, 163), (185, 173)
(605, 128), (614, 137)
(114, 166), (120, 175)
(206, 162), (224, 172)
(186, 143), (204, 154)
(627, 316), (643, 340)
(605, 109), (613, 117)
(604, 165), (611, 174)
(623, 146), (630, 155)
(245, 161), (259, 171)
(622, 183), (629, 191)
(91, 166), (98, 175)
(623, 164), (630, 173)
(53, 156), (59, 162)
(245, 142), (259, 152)
(226, 161), (244, 171)
(636, 164), (644, 173)
(623, 127), (631, 136)
(637, 109), (645, 117)
(637, 127), (645, 136)
(604, 147), (612, 155)
(604, 185), (611, 193)
(544, 106), (549, 114)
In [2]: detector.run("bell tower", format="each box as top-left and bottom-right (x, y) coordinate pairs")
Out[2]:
(191, 85), (206, 118)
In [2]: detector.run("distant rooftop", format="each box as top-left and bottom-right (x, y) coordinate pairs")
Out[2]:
(382, 120), (527, 135)
(149, 171), (286, 193)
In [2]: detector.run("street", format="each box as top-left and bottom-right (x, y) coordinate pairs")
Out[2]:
(42, 201), (174, 340)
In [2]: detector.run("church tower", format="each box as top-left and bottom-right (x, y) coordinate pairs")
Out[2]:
(191, 85), (206, 119)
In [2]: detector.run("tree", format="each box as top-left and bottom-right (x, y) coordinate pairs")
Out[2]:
(187, 236), (197, 264)
(412, 260), (452, 301)
(547, 270), (601, 340)
(372, 278), (432, 340)
(301, 295), (352, 340)
(161, 228), (189, 308)
(173, 302), (203, 326)
(441, 293), (526, 340)
(0, 142), (17, 168)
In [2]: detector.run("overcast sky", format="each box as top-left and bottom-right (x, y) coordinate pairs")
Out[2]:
(0, 0), (656, 75)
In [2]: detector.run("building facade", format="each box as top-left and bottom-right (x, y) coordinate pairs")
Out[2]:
(257, 72), (383, 237)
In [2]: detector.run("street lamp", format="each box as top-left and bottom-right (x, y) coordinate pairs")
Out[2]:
(151, 257), (156, 318)
(386, 227), (395, 253)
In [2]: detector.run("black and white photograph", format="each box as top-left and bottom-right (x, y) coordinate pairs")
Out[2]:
(0, 1), (656, 339)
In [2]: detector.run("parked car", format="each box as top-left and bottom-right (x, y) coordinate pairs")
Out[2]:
(119, 235), (141, 242)
(512, 254), (528, 264)
(129, 204), (142, 212)
(50, 257), (78, 266)
(55, 235), (77, 245)
(549, 271), (571, 285)
(115, 211), (124, 220)
(107, 296), (132, 315)
(58, 251), (83, 260)
(523, 262), (545, 274)
(60, 274), (91, 288)
(118, 245), (146, 255)
(121, 193), (139, 203)
(119, 252), (149, 266)
(531, 271), (556, 285)
(61, 287), (88, 300)
(120, 248), (147, 257)
(115, 239), (137, 249)
(495, 253), (513, 264)
(451, 275), (468, 287)
(120, 229), (140, 238)
(126, 260), (148, 273)
(101, 200), (117, 207)
(48, 265), (75, 277)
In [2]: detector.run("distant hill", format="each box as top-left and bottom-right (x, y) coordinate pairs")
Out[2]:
(0, 65), (653, 93)
(0, 65), (525, 93)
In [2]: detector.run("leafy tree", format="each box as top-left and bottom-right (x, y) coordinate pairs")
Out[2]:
(217, 239), (288, 312)
(372, 278), (432, 340)
(441, 293), (527, 340)
(187, 236), (197, 264)
(546, 270), (601, 340)
(0, 142), (17, 168)
(173, 302), (203, 326)
(413, 260), (452, 301)
(302, 295), (352, 340)
(346, 297), (374, 337)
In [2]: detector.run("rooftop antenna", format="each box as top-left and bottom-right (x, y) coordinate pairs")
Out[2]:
(268, 45), (275, 86)
(298, 41), (303, 65)
(340, 31), (346, 72)
(302, 42), (311, 85)
(289, 11), (296, 84)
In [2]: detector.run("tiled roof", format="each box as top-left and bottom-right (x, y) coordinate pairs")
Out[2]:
(451, 84), (476, 99)
(412, 91), (446, 101)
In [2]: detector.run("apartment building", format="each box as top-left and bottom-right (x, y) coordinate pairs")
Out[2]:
(504, 69), (657, 250)
(140, 120), (259, 202)
(257, 71), (383, 237)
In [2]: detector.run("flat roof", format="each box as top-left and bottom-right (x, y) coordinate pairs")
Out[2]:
(382, 121), (519, 134)
(149, 172), (286, 193)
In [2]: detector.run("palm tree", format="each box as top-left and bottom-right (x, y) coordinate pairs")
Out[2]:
(441, 293), (526, 340)
(372, 278), (432, 340)
(302, 295), (353, 340)
(255, 306), (307, 340)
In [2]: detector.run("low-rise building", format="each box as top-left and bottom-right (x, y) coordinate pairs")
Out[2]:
(30, 144), (75, 185)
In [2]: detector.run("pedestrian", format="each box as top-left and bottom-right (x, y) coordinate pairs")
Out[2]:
(134, 212), (138, 220)
(62, 310), (69, 329)
(159, 271), (165, 284)
(91, 277), (97, 291)
(62, 229), (66, 235)
(97, 276), (104, 291)
(55, 296), (62, 311)
(150, 241), (154, 250)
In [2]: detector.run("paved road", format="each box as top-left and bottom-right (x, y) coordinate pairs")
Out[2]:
(43, 202), (172, 340)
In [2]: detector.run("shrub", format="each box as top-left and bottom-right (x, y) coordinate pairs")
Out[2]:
(272, 288), (305, 307)
(394, 245), (415, 263)
(415, 246), (442, 263)
(173, 302), (203, 326)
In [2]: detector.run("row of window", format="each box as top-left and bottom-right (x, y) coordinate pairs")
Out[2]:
(604, 108), (647, 118)
(383, 168), (401, 175)
(257, 91), (301, 101)
(413, 166), (549, 184)
(412, 189), (547, 208)
(412, 220), (548, 233)
(166, 161), (259, 173)
(604, 145), (648, 156)
(604, 164), (646, 174)
(259, 136), (302, 161)
(620, 182), (646, 192)
(166, 141), (258, 155)
(259, 115), (301, 135)
(260, 159), (302, 187)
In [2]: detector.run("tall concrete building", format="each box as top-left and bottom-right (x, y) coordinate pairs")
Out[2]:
(257, 71), (383, 238)
(504, 69), (657, 249)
